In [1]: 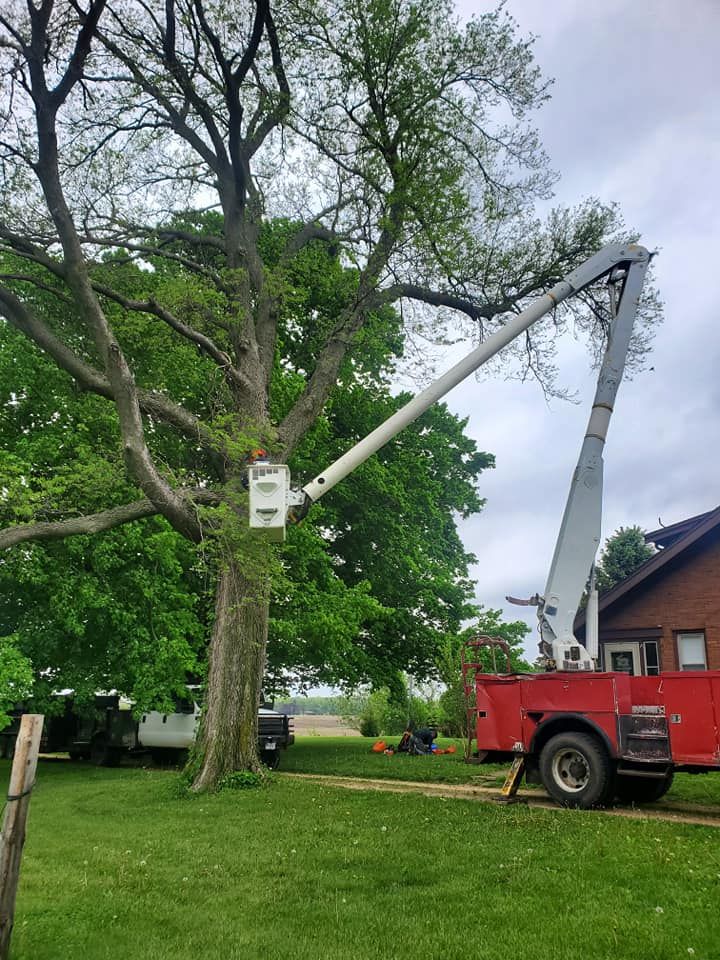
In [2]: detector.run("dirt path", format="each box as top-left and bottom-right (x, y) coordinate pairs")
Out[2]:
(283, 772), (720, 828)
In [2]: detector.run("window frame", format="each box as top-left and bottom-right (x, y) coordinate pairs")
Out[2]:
(676, 631), (707, 671)
(643, 640), (660, 676)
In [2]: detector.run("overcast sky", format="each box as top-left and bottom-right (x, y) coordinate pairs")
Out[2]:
(444, 0), (720, 657)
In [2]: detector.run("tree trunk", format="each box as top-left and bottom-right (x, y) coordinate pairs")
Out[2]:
(192, 554), (269, 790)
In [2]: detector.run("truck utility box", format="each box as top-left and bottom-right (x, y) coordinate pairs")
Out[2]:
(470, 670), (720, 766)
(464, 661), (720, 808)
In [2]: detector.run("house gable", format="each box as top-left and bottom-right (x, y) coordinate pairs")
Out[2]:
(595, 530), (720, 670)
(576, 507), (720, 673)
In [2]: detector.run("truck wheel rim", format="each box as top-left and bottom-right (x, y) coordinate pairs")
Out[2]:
(551, 749), (590, 792)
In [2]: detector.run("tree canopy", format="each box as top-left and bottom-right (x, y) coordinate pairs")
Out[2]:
(595, 525), (655, 593)
(0, 218), (492, 706)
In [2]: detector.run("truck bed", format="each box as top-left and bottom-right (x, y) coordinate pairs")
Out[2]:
(471, 670), (720, 769)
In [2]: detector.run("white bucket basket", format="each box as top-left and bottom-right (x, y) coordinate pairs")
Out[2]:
(248, 464), (290, 542)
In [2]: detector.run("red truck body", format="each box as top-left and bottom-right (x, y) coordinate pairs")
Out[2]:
(470, 671), (720, 771)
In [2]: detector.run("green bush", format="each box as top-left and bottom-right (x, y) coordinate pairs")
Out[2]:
(356, 682), (435, 737)
(358, 714), (381, 738)
(219, 770), (267, 790)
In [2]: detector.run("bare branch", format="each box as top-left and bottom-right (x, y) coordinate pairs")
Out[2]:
(281, 221), (341, 263)
(0, 284), (220, 465)
(97, 14), (224, 172)
(377, 282), (501, 324)
(245, 2), (290, 157)
(51, 0), (108, 110)
(230, 0), (267, 87)
(0, 487), (222, 551)
(91, 280), (251, 392)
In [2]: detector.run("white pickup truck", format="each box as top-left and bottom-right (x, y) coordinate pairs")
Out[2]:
(138, 696), (293, 769)
(1, 691), (294, 769)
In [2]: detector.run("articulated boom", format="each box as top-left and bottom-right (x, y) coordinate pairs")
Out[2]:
(537, 248), (650, 670)
(249, 243), (652, 672)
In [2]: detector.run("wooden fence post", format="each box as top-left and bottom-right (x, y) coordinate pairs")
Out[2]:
(0, 714), (43, 960)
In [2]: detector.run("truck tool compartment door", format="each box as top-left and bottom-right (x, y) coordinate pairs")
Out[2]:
(661, 674), (720, 766)
(139, 696), (200, 750)
(475, 678), (522, 752)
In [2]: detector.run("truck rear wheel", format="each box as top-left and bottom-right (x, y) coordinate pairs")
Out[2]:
(90, 735), (121, 767)
(151, 748), (188, 767)
(539, 731), (613, 809)
(261, 750), (280, 770)
(615, 771), (674, 804)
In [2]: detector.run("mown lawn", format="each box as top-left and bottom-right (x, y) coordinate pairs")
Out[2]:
(4, 759), (720, 960)
(281, 735), (502, 783)
(282, 736), (720, 807)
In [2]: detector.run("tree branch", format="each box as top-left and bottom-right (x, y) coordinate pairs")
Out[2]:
(51, 0), (108, 109)
(91, 280), (252, 393)
(277, 214), (401, 457)
(281, 222), (340, 264)
(376, 282), (501, 323)
(97, 16), (224, 173)
(0, 285), (221, 468)
(0, 487), (222, 551)
(24, 19), (206, 542)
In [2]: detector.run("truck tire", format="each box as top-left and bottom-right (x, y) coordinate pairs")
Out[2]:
(90, 735), (121, 767)
(615, 771), (674, 804)
(539, 731), (613, 809)
(261, 750), (280, 770)
(151, 749), (171, 767)
(151, 748), (188, 767)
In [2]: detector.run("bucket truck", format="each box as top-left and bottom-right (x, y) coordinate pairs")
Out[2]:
(250, 242), (720, 808)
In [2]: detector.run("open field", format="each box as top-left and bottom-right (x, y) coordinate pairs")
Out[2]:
(4, 750), (720, 960)
(290, 714), (359, 736)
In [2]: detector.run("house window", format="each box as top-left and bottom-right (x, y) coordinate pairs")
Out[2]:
(644, 641), (660, 676)
(676, 632), (707, 671)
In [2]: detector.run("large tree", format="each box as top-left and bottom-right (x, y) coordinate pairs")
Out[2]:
(0, 229), (490, 703)
(595, 525), (655, 593)
(0, 0), (657, 788)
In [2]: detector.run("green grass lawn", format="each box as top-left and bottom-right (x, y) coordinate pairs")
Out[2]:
(283, 735), (720, 808)
(281, 735), (506, 784)
(4, 758), (720, 960)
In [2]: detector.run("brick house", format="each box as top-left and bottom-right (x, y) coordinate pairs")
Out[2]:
(574, 507), (720, 675)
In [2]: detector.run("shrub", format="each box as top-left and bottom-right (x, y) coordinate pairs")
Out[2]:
(358, 714), (381, 738)
(356, 681), (436, 736)
(219, 770), (267, 790)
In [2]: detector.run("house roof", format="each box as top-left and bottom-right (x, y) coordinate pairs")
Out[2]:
(645, 508), (718, 549)
(575, 505), (720, 632)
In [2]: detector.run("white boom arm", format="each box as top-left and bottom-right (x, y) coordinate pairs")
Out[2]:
(249, 242), (651, 671)
(537, 249), (650, 669)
